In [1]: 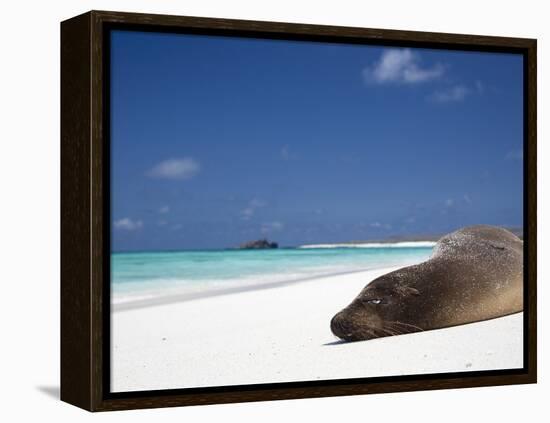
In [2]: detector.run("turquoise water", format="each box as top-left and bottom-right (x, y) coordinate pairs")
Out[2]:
(111, 246), (434, 305)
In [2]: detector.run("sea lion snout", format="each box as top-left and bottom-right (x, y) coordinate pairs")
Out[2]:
(330, 311), (350, 340)
(330, 306), (381, 342)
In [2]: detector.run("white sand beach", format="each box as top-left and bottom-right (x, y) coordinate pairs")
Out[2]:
(111, 266), (523, 392)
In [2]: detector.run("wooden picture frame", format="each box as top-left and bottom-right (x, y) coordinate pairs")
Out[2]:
(61, 10), (537, 411)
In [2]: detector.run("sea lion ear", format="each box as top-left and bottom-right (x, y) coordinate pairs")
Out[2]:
(394, 285), (420, 297)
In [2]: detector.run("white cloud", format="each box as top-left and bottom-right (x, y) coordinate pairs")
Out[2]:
(363, 49), (443, 85)
(370, 222), (392, 230)
(249, 199), (266, 208)
(147, 158), (201, 180)
(505, 150), (523, 161)
(430, 85), (469, 103)
(240, 207), (255, 220)
(445, 199), (455, 207)
(475, 80), (485, 94)
(281, 145), (298, 161)
(114, 218), (143, 231)
(159, 205), (170, 214)
(261, 221), (284, 234)
(463, 194), (472, 204)
(240, 198), (267, 220)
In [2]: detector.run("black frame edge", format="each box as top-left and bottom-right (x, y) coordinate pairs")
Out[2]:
(525, 39), (537, 382)
(60, 11), (94, 411)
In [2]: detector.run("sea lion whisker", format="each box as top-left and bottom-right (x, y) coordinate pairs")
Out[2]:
(367, 329), (381, 339)
(366, 327), (387, 338)
(387, 321), (424, 332)
(383, 322), (408, 335)
(381, 324), (405, 336)
(369, 325), (400, 337)
(385, 325), (409, 335)
(372, 328), (392, 337)
(384, 322), (414, 334)
(382, 327), (401, 336)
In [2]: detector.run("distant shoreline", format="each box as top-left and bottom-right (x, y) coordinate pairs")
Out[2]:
(111, 242), (436, 254)
(112, 226), (523, 254)
(298, 241), (437, 249)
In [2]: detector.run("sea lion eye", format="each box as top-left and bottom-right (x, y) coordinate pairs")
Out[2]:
(367, 299), (382, 305)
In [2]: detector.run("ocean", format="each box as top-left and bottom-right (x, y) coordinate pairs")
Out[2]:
(111, 244), (435, 307)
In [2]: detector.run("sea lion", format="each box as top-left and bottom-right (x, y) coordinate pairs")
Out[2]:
(330, 225), (523, 342)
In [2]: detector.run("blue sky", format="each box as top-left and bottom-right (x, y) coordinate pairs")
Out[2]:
(110, 30), (524, 251)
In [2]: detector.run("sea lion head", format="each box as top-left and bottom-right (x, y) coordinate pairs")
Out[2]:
(330, 270), (423, 342)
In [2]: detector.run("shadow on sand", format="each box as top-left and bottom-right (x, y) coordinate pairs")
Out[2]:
(322, 339), (348, 346)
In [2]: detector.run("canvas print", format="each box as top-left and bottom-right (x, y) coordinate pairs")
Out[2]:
(110, 30), (524, 393)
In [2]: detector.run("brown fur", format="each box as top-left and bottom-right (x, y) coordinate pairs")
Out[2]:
(330, 225), (523, 342)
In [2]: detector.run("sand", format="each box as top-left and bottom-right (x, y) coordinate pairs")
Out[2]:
(111, 267), (523, 392)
